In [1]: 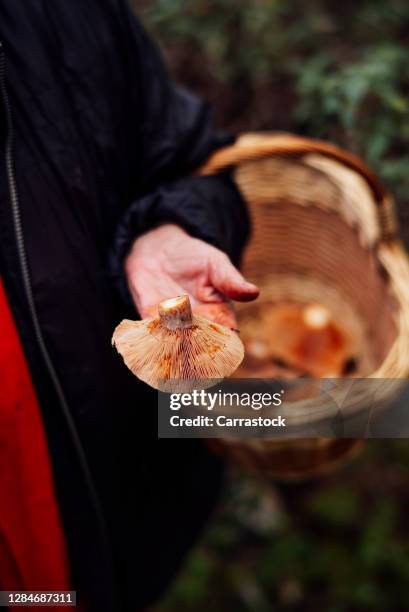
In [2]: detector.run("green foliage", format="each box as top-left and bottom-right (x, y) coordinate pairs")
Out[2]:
(153, 442), (409, 612)
(307, 485), (360, 528)
(142, 0), (409, 204)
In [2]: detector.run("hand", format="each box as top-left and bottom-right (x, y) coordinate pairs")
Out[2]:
(124, 224), (259, 328)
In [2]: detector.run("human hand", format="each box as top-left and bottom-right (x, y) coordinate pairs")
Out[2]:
(124, 224), (259, 328)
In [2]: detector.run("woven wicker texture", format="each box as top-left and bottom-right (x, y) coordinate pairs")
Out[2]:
(199, 133), (409, 479)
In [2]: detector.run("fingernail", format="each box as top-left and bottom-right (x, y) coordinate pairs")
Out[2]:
(242, 282), (258, 291)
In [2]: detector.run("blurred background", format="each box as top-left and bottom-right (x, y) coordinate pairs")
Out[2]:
(136, 2), (409, 610)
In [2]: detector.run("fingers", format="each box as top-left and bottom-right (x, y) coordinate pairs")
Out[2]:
(193, 302), (238, 329)
(127, 267), (185, 319)
(195, 284), (225, 303)
(209, 253), (259, 302)
(141, 303), (160, 318)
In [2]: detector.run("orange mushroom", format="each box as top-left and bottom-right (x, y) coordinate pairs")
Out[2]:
(112, 295), (244, 392)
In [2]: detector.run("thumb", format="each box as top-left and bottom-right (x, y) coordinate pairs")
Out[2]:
(209, 253), (259, 302)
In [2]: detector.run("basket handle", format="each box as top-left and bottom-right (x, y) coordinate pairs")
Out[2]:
(199, 133), (397, 242)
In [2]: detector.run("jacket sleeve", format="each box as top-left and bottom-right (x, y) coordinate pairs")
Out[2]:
(109, 3), (250, 289)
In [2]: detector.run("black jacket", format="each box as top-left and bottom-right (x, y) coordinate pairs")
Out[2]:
(0, 1), (249, 611)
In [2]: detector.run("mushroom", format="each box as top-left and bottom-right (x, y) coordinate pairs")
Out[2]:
(112, 295), (244, 392)
(302, 303), (331, 329)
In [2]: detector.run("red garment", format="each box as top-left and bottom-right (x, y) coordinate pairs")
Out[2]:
(0, 277), (70, 602)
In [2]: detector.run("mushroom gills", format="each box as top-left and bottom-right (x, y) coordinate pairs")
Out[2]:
(112, 295), (244, 392)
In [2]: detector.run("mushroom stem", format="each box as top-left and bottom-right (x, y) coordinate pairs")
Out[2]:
(158, 295), (193, 330)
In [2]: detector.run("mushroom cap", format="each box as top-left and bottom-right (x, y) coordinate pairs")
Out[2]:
(112, 296), (244, 392)
(302, 303), (331, 329)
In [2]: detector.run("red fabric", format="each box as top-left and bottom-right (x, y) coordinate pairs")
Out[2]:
(0, 277), (70, 605)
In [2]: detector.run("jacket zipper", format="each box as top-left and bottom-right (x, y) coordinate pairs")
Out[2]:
(0, 41), (116, 608)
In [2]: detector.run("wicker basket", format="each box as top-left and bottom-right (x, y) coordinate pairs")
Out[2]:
(199, 133), (409, 479)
